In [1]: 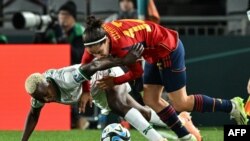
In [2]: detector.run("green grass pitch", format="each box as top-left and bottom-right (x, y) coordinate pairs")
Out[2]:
(0, 127), (223, 141)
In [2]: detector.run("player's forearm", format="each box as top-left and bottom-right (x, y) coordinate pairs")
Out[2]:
(79, 56), (124, 77)
(21, 108), (41, 141)
(79, 55), (141, 78)
(78, 43), (144, 80)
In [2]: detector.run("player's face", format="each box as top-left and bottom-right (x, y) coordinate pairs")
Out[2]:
(58, 10), (74, 30)
(86, 38), (110, 59)
(32, 80), (57, 103)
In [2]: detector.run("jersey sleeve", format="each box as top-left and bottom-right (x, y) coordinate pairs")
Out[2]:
(113, 61), (143, 85)
(31, 98), (44, 108)
(82, 81), (90, 92)
(81, 51), (94, 64)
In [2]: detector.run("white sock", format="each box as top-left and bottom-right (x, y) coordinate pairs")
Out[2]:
(149, 108), (167, 127)
(125, 108), (163, 141)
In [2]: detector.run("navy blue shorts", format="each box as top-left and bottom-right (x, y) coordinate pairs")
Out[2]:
(143, 40), (186, 93)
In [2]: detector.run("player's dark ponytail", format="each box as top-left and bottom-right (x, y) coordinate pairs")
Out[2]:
(86, 16), (102, 29)
(83, 16), (107, 47)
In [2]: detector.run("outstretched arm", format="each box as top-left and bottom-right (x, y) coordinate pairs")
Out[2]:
(21, 107), (42, 141)
(79, 43), (144, 77)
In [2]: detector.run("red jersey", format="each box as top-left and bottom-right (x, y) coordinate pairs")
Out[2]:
(81, 19), (179, 86)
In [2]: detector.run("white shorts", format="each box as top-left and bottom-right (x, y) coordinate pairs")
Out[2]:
(90, 67), (131, 115)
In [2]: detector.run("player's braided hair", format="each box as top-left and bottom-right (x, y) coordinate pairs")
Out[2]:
(25, 73), (45, 94)
(83, 16), (107, 47)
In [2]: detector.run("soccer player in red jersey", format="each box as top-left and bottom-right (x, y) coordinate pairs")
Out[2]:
(80, 16), (248, 140)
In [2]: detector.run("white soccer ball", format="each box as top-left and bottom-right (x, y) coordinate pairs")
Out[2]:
(101, 123), (131, 141)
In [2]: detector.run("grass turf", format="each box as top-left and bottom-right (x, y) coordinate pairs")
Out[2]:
(0, 127), (223, 141)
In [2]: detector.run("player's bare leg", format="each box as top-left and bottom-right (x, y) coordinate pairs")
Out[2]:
(143, 84), (167, 112)
(167, 86), (194, 112)
(143, 84), (197, 141)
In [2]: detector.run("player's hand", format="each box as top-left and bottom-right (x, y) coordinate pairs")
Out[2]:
(96, 76), (115, 90)
(247, 79), (250, 94)
(123, 43), (144, 65)
(78, 92), (93, 113)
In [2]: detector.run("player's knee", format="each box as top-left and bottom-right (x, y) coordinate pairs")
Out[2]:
(143, 97), (163, 112)
(170, 96), (194, 112)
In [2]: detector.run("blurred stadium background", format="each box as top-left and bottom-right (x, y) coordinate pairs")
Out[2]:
(0, 0), (250, 141)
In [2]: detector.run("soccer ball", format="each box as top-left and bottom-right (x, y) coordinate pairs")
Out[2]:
(101, 123), (131, 141)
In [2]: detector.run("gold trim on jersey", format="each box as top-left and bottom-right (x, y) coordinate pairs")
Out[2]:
(102, 24), (121, 40)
